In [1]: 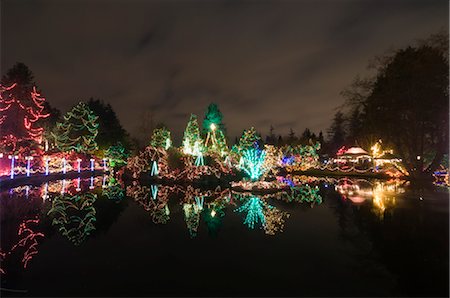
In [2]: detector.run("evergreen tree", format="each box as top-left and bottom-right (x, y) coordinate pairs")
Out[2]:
(202, 103), (225, 135)
(87, 98), (129, 150)
(327, 111), (346, 154)
(0, 63), (50, 155)
(53, 102), (99, 153)
(236, 127), (260, 153)
(182, 114), (203, 155)
(150, 126), (172, 149)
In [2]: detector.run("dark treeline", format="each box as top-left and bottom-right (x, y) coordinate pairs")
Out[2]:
(326, 30), (449, 178)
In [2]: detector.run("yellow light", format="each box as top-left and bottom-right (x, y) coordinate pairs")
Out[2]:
(211, 210), (216, 217)
(210, 123), (216, 131)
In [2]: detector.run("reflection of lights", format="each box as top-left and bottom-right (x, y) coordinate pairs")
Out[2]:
(77, 158), (82, 173)
(89, 176), (94, 189)
(103, 158), (108, 171)
(76, 177), (81, 192)
(61, 179), (67, 194)
(90, 159), (95, 172)
(102, 175), (107, 188)
(42, 182), (49, 200)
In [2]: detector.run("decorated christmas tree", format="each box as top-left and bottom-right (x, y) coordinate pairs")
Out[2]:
(182, 114), (203, 155)
(52, 102), (99, 153)
(233, 127), (261, 155)
(0, 70), (50, 155)
(202, 103), (226, 135)
(105, 142), (129, 168)
(150, 127), (172, 149)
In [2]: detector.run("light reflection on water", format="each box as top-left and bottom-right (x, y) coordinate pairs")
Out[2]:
(0, 175), (448, 296)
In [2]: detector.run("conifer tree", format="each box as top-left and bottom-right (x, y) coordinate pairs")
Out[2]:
(182, 114), (203, 155)
(52, 102), (99, 153)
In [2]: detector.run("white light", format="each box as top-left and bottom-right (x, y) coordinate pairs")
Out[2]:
(417, 155), (421, 160)
(210, 123), (216, 131)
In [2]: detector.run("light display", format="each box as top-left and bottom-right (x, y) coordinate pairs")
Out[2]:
(102, 176), (125, 201)
(52, 102), (99, 154)
(263, 205), (289, 236)
(232, 127), (260, 156)
(126, 145), (169, 179)
(0, 83), (49, 155)
(183, 201), (202, 238)
(235, 197), (266, 229)
(262, 144), (282, 176)
(182, 114), (203, 156)
(47, 192), (97, 246)
(150, 127), (172, 150)
(205, 123), (228, 156)
(240, 146), (267, 181)
(105, 142), (129, 168)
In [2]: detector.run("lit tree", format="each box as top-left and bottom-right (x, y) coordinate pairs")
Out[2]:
(205, 123), (228, 156)
(0, 67), (50, 155)
(240, 146), (267, 181)
(202, 103), (225, 135)
(233, 127), (260, 155)
(105, 142), (129, 168)
(150, 127), (172, 149)
(182, 114), (203, 155)
(52, 102), (99, 153)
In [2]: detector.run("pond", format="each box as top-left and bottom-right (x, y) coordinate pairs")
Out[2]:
(1, 175), (448, 297)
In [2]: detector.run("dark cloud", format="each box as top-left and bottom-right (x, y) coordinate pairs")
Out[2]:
(2, 0), (448, 143)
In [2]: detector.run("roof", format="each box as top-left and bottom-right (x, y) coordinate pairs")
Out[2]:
(344, 147), (369, 155)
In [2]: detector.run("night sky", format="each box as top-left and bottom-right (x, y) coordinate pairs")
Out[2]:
(2, 0), (448, 143)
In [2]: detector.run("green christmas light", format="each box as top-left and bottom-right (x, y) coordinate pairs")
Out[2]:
(52, 102), (99, 153)
(235, 197), (265, 229)
(150, 127), (172, 150)
(240, 147), (267, 181)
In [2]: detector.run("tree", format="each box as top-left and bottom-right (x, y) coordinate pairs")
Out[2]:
(287, 128), (297, 145)
(0, 63), (50, 155)
(202, 103), (226, 135)
(182, 114), (203, 155)
(105, 142), (129, 168)
(86, 98), (129, 150)
(53, 102), (99, 154)
(234, 127), (260, 154)
(344, 33), (448, 177)
(327, 111), (346, 155)
(150, 126), (172, 149)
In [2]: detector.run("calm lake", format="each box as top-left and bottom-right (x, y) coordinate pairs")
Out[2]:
(1, 175), (448, 297)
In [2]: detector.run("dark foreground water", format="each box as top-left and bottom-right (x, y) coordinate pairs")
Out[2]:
(1, 175), (448, 297)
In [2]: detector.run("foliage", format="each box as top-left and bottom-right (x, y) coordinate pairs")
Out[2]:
(202, 103), (226, 135)
(342, 33), (448, 176)
(150, 126), (172, 149)
(52, 102), (99, 154)
(0, 63), (50, 156)
(182, 114), (203, 155)
(86, 98), (130, 150)
(240, 145), (267, 181)
(105, 142), (129, 168)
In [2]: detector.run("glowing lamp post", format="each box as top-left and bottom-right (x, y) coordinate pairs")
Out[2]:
(77, 158), (82, 173)
(45, 157), (50, 175)
(25, 156), (33, 177)
(90, 158), (95, 172)
(102, 158), (108, 172)
(8, 155), (18, 179)
(62, 158), (67, 174)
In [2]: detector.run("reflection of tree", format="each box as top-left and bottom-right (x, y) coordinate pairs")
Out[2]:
(1, 217), (44, 274)
(183, 198), (203, 238)
(47, 192), (97, 246)
(102, 176), (125, 201)
(235, 197), (266, 229)
(126, 182), (173, 224)
(285, 185), (323, 206)
(263, 206), (290, 235)
(235, 195), (290, 235)
(1, 185), (45, 274)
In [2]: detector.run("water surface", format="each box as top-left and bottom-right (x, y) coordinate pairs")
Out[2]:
(1, 176), (448, 296)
